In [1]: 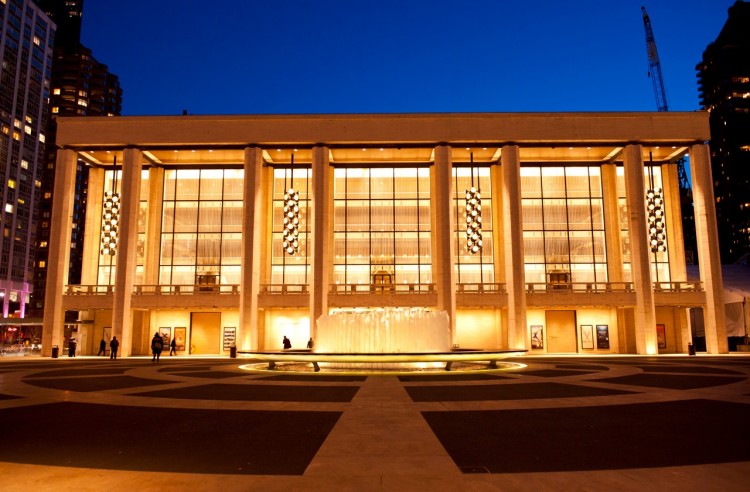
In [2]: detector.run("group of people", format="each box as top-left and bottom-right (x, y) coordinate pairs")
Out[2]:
(281, 336), (315, 350)
(89, 334), (177, 360)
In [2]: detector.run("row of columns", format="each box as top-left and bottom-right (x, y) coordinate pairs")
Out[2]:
(42, 143), (727, 357)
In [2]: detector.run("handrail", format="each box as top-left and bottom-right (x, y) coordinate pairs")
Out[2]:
(259, 284), (308, 294)
(456, 283), (506, 293)
(526, 282), (634, 293)
(330, 283), (436, 294)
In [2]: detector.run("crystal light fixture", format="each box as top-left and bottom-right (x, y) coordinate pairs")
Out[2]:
(646, 153), (667, 253)
(465, 153), (482, 254)
(100, 158), (120, 256)
(282, 154), (300, 255)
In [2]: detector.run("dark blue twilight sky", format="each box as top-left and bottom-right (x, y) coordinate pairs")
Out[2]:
(80, 0), (736, 116)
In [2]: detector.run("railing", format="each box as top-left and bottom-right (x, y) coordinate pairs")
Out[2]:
(135, 284), (240, 295)
(259, 284), (309, 294)
(456, 283), (506, 293)
(652, 281), (703, 292)
(66, 285), (114, 295)
(330, 283), (436, 294)
(526, 282), (635, 293)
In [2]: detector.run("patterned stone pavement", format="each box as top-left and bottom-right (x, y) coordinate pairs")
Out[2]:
(1, 354), (749, 491)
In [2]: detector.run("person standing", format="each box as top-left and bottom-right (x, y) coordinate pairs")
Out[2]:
(169, 338), (177, 356)
(110, 336), (119, 359)
(151, 332), (164, 363)
(307, 337), (314, 349)
(282, 336), (291, 349)
(97, 338), (106, 356)
(68, 337), (77, 357)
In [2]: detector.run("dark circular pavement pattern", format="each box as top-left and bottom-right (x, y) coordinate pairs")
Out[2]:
(1, 355), (749, 479)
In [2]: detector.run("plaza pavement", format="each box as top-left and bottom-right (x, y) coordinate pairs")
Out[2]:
(0, 353), (749, 491)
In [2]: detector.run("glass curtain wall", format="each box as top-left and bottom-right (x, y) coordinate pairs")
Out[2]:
(615, 165), (670, 283)
(270, 167), (310, 287)
(521, 166), (607, 288)
(453, 166), (495, 286)
(159, 169), (243, 287)
(332, 167), (432, 288)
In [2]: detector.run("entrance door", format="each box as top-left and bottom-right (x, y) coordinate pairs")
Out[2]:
(545, 310), (577, 353)
(190, 312), (221, 355)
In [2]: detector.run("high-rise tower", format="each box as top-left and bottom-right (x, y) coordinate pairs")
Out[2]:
(30, 0), (122, 316)
(697, 0), (750, 263)
(0, 0), (55, 317)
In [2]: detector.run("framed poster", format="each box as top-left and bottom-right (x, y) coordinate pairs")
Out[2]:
(656, 324), (667, 349)
(159, 327), (171, 348)
(223, 326), (236, 350)
(596, 325), (610, 349)
(581, 325), (594, 349)
(530, 325), (544, 349)
(174, 327), (186, 351)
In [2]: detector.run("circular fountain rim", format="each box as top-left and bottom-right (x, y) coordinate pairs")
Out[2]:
(237, 349), (528, 375)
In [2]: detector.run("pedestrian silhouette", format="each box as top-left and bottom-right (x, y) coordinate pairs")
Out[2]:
(110, 336), (119, 359)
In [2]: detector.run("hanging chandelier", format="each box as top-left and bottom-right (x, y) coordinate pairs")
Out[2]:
(100, 157), (120, 256)
(646, 153), (667, 253)
(282, 154), (300, 255)
(465, 153), (482, 254)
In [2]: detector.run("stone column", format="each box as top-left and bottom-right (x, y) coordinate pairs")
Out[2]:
(601, 164), (624, 284)
(310, 146), (333, 337)
(42, 149), (77, 357)
(144, 167), (164, 287)
(111, 148), (143, 357)
(490, 164), (506, 348)
(623, 144), (657, 354)
(431, 145), (457, 342)
(662, 162), (691, 352)
(690, 143), (727, 354)
(81, 167), (104, 286)
(501, 145), (527, 350)
(239, 147), (264, 351)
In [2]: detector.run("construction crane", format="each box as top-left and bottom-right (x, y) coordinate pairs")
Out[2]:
(642, 6), (669, 112)
(641, 6), (690, 190)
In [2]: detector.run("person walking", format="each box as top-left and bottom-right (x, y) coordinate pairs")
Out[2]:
(169, 338), (176, 356)
(97, 338), (106, 356)
(109, 336), (119, 359)
(151, 332), (164, 363)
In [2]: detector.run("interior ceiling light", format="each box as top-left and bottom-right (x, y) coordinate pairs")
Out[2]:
(465, 152), (482, 255)
(646, 153), (667, 254)
(282, 154), (300, 256)
(100, 157), (120, 256)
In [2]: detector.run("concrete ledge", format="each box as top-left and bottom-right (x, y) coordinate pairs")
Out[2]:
(237, 349), (527, 372)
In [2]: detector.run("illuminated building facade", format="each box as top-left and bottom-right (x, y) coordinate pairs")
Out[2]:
(42, 112), (727, 356)
(0, 0), (54, 317)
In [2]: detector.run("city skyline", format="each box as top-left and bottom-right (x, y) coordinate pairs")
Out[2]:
(80, 0), (737, 116)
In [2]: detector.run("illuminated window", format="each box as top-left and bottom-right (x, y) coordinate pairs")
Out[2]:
(5, 204), (13, 214)
(332, 167), (432, 287)
(24, 125), (31, 135)
(77, 99), (88, 107)
(21, 160), (28, 169)
(13, 119), (20, 129)
(522, 166), (607, 288)
(34, 180), (41, 188)
(53, 88), (60, 95)
(39, 134), (45, 143)
(7, 179), (15, 189)
(52, 107), (59, 114)
(78, 90), (87, 97)
(12, 131), (20, 141)
(38, 260), (45, 268)
(40, 241), (48, 248)
(453, 166), (494, 285)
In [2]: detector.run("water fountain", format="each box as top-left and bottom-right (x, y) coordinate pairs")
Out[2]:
(314, 308), (451, 368)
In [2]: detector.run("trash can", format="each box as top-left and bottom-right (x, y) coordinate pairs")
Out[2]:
(229, 346), (237, 358)
(51, 345), (59, 358)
